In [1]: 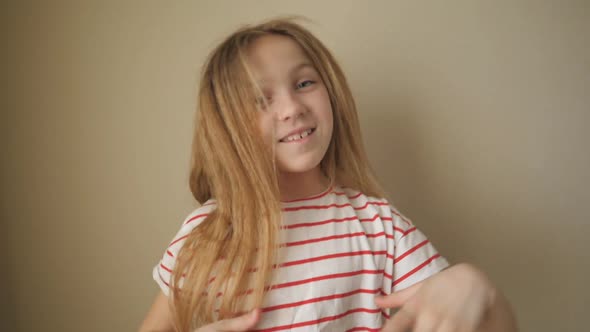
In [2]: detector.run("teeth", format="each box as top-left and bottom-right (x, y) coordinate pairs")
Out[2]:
(284, 128), (313, 142)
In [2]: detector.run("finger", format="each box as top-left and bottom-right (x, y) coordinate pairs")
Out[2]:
(414, 312), (438, 332)
(213, 309), (261, 331)
(380, 307), (414, 332)
(375, 282), (422, 309)
(435, 319), (457, 332)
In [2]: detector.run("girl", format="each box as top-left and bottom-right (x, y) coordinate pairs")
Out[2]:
(140, 18), (517, 332)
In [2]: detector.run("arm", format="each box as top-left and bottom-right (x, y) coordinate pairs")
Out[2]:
(478, 285), (518, 332)
(138, 291), (175, 332)
(376, 263), (518, 332)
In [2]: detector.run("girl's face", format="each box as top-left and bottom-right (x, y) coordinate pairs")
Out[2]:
(247, 35), (334, 175)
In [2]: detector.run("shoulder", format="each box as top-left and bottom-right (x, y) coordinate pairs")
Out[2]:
(333, 186), (416, 231)
(167, 200), (217, 251)
(153, 199), (218, 294)
(333, 185), (395, 213)
(280, 185), (389, 213)
(331, 185), (389, 204)
(180, 199), (217, 229)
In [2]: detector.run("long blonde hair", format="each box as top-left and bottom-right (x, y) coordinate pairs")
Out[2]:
(171, 17), (384, 330)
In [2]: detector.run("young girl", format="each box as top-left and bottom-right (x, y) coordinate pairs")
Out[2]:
(140, 18), (517, 332)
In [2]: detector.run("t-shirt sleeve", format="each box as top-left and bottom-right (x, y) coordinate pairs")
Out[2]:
(152, 203), (216, 296)
(388, 204), (450, 292)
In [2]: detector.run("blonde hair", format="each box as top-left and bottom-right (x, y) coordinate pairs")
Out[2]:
(171, 17), (384, 330)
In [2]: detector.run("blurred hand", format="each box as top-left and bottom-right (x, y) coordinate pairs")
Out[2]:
(375, 263), (495, 332)
(195, 309), (261, 332)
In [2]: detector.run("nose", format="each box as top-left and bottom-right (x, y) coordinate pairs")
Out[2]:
(275, 90), (306, 121)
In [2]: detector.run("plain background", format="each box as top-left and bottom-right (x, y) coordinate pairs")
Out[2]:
(2, 1), (589, 331)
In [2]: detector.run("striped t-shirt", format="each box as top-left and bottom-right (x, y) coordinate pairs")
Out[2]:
(153, 185), (449, 331)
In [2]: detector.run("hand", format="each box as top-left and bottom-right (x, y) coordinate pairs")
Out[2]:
(195, 309), (261, 332)
(375, 263), (495, 332)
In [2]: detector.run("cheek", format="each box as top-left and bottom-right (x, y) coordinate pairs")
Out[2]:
(322, 104), (334, 137)
(316, 88), (334, 130)
(257, 113), (276, 142)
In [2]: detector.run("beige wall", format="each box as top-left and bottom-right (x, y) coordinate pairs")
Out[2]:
(2, 1), (588, 331)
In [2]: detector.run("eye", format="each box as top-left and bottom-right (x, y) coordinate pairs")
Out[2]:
(296, 80), (315, 89)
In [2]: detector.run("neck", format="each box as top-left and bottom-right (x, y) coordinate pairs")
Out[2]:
(278, 167), (330, 201)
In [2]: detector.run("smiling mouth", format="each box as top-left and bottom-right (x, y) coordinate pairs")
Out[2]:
(279, 128), (316, 143)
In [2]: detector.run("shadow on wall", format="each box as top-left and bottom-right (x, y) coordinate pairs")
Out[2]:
(0, 225), (16, 331)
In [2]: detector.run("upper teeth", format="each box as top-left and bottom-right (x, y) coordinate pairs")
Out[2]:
(283, 128), (313, 142)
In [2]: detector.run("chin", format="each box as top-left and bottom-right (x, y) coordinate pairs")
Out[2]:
(277, 164), (319, 174)
(277, 157), (323, 174)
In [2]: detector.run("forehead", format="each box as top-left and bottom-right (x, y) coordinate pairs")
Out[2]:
(246, 34), (312, 80)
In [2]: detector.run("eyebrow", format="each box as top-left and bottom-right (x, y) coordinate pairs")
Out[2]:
(257, 62), (315, 87)
(289, 62), (315, 74)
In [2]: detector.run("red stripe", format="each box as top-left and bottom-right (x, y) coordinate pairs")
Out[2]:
(286, 215), (359, 229)
(157, 269), (170, 287)
(283, 202), (353, 212)
(394, 240), (429, 264)
(346, 327), (381, 332)
(212, 271), (385, 299)
(282, 188), (365, 204)
(365, 231), (385, 238)
(390, 209), (412, 226)
(254, 308), (383, 332)
(393, 254), (442, 286)
(358, 202), (389, 211)
(271, 269), (384, 290)
(281, 250), (387, 268)
(401, 227), (417, 238)
(286, 213), (383, 230)
(393, 226), (406, 235)
(160, 263), (172, 273)
(283, 201), (388, 212)
(262, 288), (382, 313)
(160, 263), (187, 278)
(168, 234), (188, 247)
(346, 327), (380, 332)
(166, 250), (174, 258)
(184, 213), (209, 225)
(348, 192), (363, 199)
(332, 191), (350, 197)
(359, 214), (381, 223)
(281, 186), (333, 203)
(286, 232), (367, 247)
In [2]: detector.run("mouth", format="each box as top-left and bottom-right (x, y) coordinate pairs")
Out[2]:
(279, 127), (316, 143)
